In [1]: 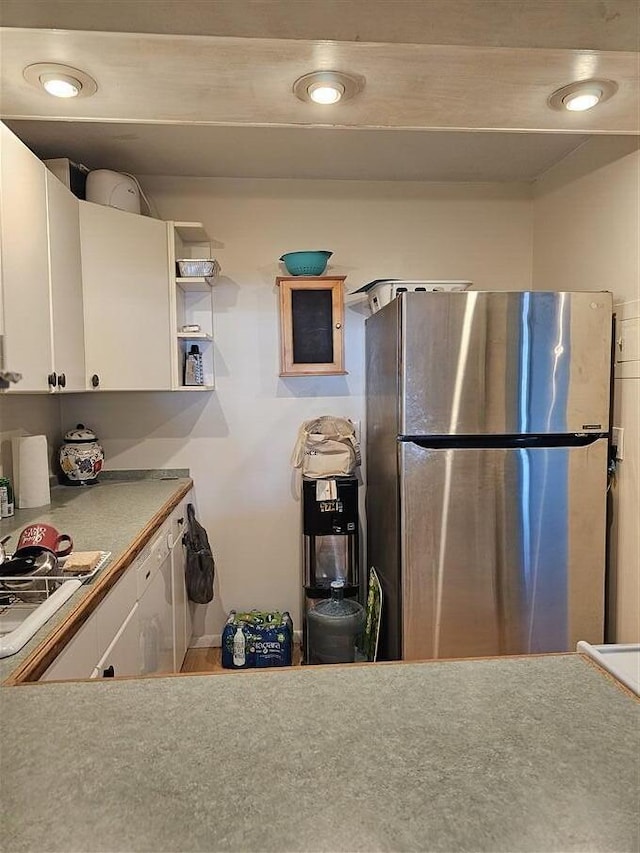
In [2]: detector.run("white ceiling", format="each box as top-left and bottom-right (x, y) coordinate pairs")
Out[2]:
(1, 0), (638, 51)
(0, 1), (637, 182)
(7, 121), (592, 182)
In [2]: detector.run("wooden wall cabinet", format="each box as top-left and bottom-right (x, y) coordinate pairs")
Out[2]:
(276, 276), (347, 376)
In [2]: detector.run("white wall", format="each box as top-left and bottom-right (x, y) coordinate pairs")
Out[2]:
(533, 138), (640, 643)
(0, 395), (62, 480)
(62, 177), (533, 641)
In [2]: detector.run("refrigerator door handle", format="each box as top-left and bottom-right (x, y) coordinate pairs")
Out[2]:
(400, 433), (607, 449)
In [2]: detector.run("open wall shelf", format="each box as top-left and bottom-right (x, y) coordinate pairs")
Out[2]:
(169, 221), (219, 390)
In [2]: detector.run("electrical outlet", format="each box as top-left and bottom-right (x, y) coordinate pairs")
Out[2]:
(612, 427), (624, 460)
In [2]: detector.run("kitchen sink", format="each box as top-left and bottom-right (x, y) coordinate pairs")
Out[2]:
(0, 552), (110, 659)
(0, 580), (82, 658)
(0, 601), (44, 635)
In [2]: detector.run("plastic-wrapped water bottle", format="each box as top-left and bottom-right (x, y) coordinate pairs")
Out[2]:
(233, 626), (246, 667)
(307, 580), (365, 665)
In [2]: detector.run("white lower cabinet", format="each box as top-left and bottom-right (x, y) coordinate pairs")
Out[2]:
(91, 604), (139, 679)
(41, 498), (192, 682)
(138, 538), (174, 676)
(96, 556), (138, 659)
(171, 502), (189, 671)
(40, 613), (98, 682)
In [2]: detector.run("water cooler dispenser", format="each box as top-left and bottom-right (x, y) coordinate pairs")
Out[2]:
(302, 477), (360, 662)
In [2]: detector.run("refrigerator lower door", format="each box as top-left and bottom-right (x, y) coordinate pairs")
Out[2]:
(399, 438), (607, 660)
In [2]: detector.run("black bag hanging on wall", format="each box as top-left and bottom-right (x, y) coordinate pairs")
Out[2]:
(183, 503), (215, 604)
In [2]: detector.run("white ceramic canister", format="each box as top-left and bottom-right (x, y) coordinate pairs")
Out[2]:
(59, 424), (105, 486)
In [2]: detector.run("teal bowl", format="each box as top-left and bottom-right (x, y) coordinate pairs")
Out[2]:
(279, 250), (332, 276)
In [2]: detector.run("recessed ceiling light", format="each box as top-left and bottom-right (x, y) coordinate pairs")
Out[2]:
(293, 70), (364, 105)
(40, 73), (81, 98)
(548, 79), (617, 112)
(563, 89), (602, 111)
(308, 81), (344, 105)
(23, 63), (98, 99)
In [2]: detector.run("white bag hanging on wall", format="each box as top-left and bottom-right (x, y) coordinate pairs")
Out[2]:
(292, 416), (361, 479)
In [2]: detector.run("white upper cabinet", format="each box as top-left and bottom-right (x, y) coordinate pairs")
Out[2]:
(1, 124), (198, 395)
(46, 170), (85, 392)
(80, 201), (173, 391)
(0, 124), (85, 393)
(0, 122), (53, 391)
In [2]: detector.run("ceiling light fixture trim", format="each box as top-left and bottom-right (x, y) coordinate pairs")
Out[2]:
(23, 63), (98, 98)
(547, 78), (617, 112)
(293, 70), (364, 105)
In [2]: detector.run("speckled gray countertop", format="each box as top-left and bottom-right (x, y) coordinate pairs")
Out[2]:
(1, 655), (638, 852)
(0, 472), (192, 682)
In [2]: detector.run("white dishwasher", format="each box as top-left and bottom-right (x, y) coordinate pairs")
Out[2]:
(138, 527), (174, 675)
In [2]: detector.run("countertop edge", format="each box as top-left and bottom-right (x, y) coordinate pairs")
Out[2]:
(2, 478), (193, 686)
(578, 651), (640, 702)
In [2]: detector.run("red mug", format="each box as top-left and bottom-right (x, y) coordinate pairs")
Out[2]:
(15, 523), (73, 558)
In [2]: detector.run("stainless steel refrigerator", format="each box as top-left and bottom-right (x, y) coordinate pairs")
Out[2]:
(365, 291), (612, 661)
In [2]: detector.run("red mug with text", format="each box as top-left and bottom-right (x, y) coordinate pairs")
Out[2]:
(15, 523), (73, 558)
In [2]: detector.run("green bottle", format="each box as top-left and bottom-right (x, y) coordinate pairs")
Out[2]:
(0, 476), (15, 518)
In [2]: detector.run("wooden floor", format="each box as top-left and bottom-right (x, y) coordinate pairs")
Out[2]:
(181, 644), (302, 673)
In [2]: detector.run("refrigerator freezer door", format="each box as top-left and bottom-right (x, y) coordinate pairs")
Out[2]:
(400, 291), (612, 436)
(398, 438), (607, 660)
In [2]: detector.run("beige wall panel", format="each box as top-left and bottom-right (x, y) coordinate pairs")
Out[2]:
(60, 176), (533, 641)
(533, 140), (640, 642)
(0, 396), (62, 479)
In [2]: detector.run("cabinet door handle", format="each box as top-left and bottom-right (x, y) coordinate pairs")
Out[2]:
(177, 517), (184, 526)
(47, 372), (57, 388)
(91, 374), (100, 388)
(103, 665), (115, 678)
(57, 373), (66, 388)
(335, 323), (342, 329)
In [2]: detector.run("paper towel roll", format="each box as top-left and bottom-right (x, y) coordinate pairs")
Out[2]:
(11, 435), (51, 509)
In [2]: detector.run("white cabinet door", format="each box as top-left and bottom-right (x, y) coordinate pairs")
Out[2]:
(139, 552), (174, 675)
(171, 527), (188, 672)
(95, 557), (138, 661)
(0, 123), (53, 391)
(46, 171), (85, 392)
(79, 201), (172, 391)
(92, 603), (140, 679)
(40, 612), (98, 681)
(41, 554), (139, 682)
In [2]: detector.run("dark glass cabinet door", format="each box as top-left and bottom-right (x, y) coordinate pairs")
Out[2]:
(277, 276), (346, 376)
